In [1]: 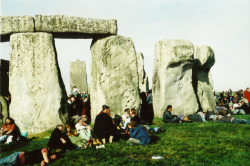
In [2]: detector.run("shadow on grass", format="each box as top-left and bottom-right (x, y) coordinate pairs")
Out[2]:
(0, 137), (37, 153)
(150, 135), (160, 144)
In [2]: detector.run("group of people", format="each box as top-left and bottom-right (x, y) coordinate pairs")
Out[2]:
(214, 87), (250, 115)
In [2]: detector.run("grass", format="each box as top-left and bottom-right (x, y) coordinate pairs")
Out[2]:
(1, 115), (250, 166)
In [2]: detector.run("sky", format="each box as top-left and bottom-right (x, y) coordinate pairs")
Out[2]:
(1, 0), (250, 93)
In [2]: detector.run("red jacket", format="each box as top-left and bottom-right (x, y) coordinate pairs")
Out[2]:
(244, 90), (250, 102)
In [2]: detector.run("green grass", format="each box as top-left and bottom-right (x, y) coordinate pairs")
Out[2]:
(1, 115), (250, 166)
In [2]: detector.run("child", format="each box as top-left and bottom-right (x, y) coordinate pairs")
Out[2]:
(121, 109), (131, 130)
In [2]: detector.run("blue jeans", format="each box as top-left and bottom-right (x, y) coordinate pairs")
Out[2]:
(0, 135), (10, 142)
(233, 109), (246, 115)
(232, 119), (250, 124)
(0, 152), (21, 165)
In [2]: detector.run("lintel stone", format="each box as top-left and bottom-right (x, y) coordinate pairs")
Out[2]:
(0, 16), (34, 42)
(34, 15), (117, 38)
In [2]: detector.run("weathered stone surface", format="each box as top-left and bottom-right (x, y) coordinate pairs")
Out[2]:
(70, 60), (88, 93)
(0, 95), (8, 123)
(153, 39), (198, 117)
(35, 15), (117, 38)
(193, 46), (216, 112)
(9, 32), (68, 133)
(136, 52), (149, 93)
(0, 59), (9, 96)
(90, 35), (140, 121)
(0, 16), (34, 41)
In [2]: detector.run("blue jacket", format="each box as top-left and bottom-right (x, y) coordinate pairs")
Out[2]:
(129, 126), (151, 145)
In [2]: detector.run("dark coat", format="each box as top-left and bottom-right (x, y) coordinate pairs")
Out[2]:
(235, 103), (250, 114)
(47, 128), (74, 150)
(93, 113), (114, 139)
(163, 110), (175, 123)
(129, 125), (151, 145)
(131, 115), (141, 124)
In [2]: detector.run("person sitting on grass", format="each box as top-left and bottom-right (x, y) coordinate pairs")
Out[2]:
(75, 115), (93, 147)
(127, 121), (151, 145)
(233, 99), (250, 115)
(214, 115), (250, 124)
(0, 147), (57, 166)
(93, 105), (114, 144)
(0, 117), (20, 144)
(47, 125), (76, 152)
(163, 105), (180, 123)
(121, 108), (131, 130)
(130, 108), (141, 124)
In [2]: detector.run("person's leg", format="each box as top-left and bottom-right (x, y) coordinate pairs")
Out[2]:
(232, 119), (250, 124)
(239, 109), (246, 115)
(233, 109), (239, 115)
(128, 138), (140, 145)
(0, 135), (9, 142)
(0, 152), (20, 165)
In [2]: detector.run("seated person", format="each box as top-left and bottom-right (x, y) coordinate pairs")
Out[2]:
(0, 117), (19, 143)
(214, 115), (250, 124)
(130, 108), (141, 124)
(93, 105), (114, 144)
(75, 116), (92, 146)
(163, 105), (180, 123)
(0, 147), (57, 166)
(121, 108), (131, 130)
(215, 101), (229, 116)
(47, 125), (76, 151)
(127, 121), (151, 145)
(233, 99), (250, 115)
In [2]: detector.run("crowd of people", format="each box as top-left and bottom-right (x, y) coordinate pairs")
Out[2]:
(1, 87), (249, 165)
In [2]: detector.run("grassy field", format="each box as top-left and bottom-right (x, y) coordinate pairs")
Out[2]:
(1, 115), (250, 166)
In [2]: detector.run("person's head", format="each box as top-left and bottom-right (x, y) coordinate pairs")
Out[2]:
(167, 105), (172, 111)
(217, 115), (222, 120)
(5, 117), (14, 125)
(102, 105), (110, 113)
(65, 124), (71, 132)
(56, 125), (64, 131)
(128, 121), (138, 129)
(130, 108), (137, 116)
(247, 87), (250, 92)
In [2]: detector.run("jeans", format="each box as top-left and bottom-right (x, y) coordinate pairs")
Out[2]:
(0, 135), (10, 142)
(233, 109), (246, 115)
(232, 119), (250, 124)
(128, 138), (140, 145)
(0, 152), (21, 166)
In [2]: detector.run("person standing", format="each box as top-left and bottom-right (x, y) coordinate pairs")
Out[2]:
(244, 87), (250, 103)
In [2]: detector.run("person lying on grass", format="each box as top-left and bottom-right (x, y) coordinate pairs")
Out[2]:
(214, 115), (250, 124)
(127, 121), (151, 145)
(0, 147), (57, 166)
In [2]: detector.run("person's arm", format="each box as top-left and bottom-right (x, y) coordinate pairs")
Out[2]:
(40, 148), (50, 165)
(60, 138), (66, 144)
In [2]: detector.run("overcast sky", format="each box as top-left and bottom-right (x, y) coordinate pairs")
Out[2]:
(1, 0), (250, 93)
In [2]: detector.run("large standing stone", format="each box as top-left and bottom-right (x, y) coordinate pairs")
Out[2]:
(70, 60), (88, 93)
(9, 32), (68, 133)
(90, 35), (140, 121)
(153, 39), (198, 117)
(35, 15), (117, 38)
(0, 16), (34, 41)
(136, 52), (149, 93)
(193, 46), (216, 112)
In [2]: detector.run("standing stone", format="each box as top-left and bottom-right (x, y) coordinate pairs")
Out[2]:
(90, 35), (140, 121)
(35, 15), (117, 38)
(70, 60), (88, 93)
(136, 52), (149, 93)
(193, 46), (216, 112)
(9, 32), (68, 133)
(153, 39), (198, 117)
(0, 16), (34, 41)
